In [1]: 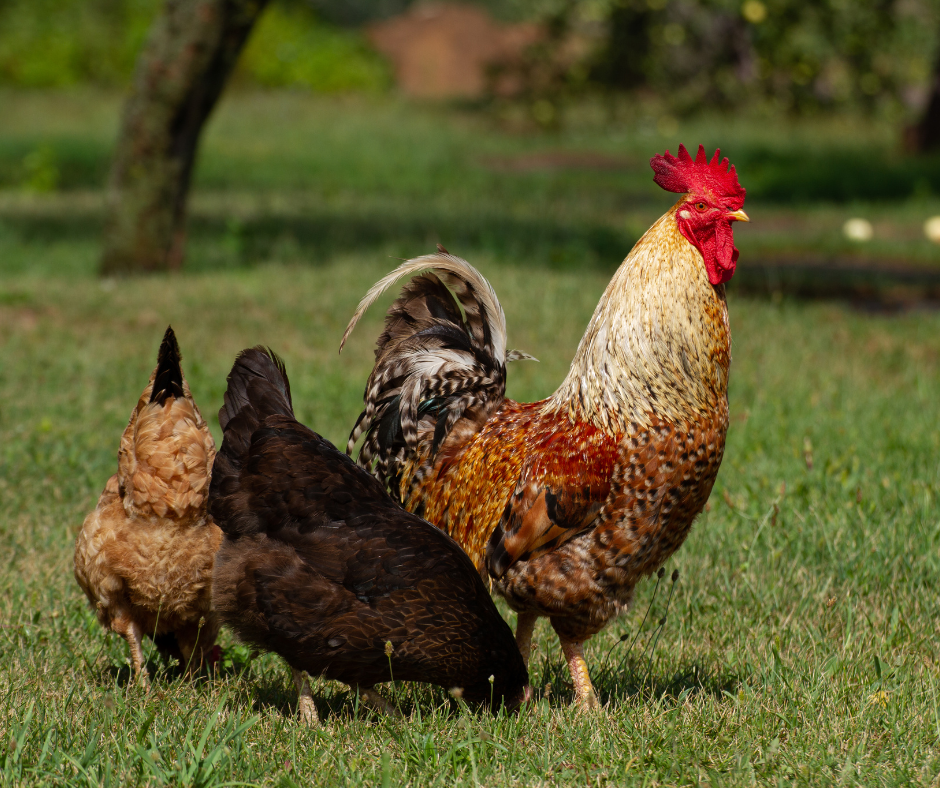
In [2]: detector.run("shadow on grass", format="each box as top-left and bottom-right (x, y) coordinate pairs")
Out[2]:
(731, 261), (940, 312)
(8, 206), (940, 309)
(530, 654), (741, 709)
(4, 136), (940, 204)
(738, 146), (940, 203)
(198, 210), (631, 272)
(247, 671), (455, 725)
(101, 657), (203, 689)
(1, 206), (632, 272)
(596, 659), (742, 707)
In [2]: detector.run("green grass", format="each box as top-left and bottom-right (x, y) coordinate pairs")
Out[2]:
(2, 89), (940, 785)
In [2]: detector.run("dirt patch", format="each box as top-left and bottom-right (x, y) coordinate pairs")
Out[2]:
(367, 2), (542, 99)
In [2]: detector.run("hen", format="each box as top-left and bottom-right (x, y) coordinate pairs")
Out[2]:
(341, 145), (748, 707)
(74, 326), (221, 684)
(208, 347), (529, 723)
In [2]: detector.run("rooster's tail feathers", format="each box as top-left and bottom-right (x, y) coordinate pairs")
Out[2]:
(341, 253), (525, 483)
(340, 252), (508, 361)
(150, 326), (185, 405)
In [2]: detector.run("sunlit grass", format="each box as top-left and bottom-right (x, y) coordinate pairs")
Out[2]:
(2, 257), (940, 785)
(1, 88), (940, 784)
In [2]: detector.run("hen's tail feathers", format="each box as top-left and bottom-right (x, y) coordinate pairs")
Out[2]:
(150, 326), (185, 405)
(218, 347), (294, 462)
(340, 252), (534, 492)
(211, 347), (294, 537)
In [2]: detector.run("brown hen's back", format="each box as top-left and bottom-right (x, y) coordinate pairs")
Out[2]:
(208, 348), (529, 714)
(73, 326), (221, 684)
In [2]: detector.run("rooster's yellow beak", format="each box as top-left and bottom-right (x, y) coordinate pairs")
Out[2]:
(726, 209), (750, 223)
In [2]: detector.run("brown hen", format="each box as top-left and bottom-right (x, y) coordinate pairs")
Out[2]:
(341, 145), (748, 707)
(74, 327), (221, 684)
(208, 347), (529, 723)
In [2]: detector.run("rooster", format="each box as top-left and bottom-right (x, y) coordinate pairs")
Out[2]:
(340, 145), (748, 707)
(208, 347), (529, 723)
(74, 327), (221, 685)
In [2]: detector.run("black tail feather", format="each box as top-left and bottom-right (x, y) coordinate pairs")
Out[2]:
(217, 347), (294, 462)
(210, 347), (296, 537)
(218, 347), (293, 432)
(150, 326), (185, 405)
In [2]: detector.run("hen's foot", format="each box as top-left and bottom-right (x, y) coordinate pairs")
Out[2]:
(176, 619), (217, 675)
(292, 668), (319, 725)
(354, 686), (402, 718)
(560, 639), (600, 710)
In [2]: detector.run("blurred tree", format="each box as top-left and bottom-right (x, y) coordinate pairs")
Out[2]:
(589, 0), (654, 92)
(914, 36), (940, 151)
(583, 0), (909, 115)
(101, 0), (268, 275)
(297, 0), (411, 26)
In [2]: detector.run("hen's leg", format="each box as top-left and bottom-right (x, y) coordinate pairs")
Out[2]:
(353, 685), (402, 718)
(292, 668), (319, 725)
(113, 616), (149, 687)
(175, 616), (220, 673)
(560, 639), (599, 709)
(175, 624), (201, 673)
(515, 611), (538, 668)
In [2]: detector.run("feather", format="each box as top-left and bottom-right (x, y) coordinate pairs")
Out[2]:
(340, 253), (534, 488)
(208, 344), (531, 714)
(340, 253), (508, 363)
(150, 326), (184, 406)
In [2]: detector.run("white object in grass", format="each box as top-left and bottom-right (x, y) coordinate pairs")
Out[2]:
(924, 216), (940, 244)
(843, 218), (873, 242)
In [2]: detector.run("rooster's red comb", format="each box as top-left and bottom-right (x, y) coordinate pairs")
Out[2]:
(650, 144), (745, 207)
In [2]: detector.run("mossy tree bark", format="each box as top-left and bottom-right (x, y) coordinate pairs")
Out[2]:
(101, 0), (268, 275)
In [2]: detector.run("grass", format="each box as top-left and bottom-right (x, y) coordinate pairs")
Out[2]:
(1, 89), (940, 785)
(4, 89), (940, 279)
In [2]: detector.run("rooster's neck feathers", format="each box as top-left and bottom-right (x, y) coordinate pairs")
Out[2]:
(545, 203), (731, 435)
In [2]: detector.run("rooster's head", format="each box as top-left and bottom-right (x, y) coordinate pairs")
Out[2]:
(650, 144), (748, 286)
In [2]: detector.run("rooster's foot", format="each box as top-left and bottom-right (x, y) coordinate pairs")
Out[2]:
(561, 639), (600, 710)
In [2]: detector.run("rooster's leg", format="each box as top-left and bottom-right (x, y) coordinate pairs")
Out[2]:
(353, 685), (402, 718)
(113, 616), (149, 687)
(515, 611), (538, 668)
(560, 639), (599, 709)
(292, 668), (319, 725)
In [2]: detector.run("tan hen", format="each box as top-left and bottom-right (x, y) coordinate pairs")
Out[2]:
(74, 326), (221, 684)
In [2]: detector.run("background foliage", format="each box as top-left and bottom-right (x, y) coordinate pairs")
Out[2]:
(584, 0), (940, 117)
(0, 0), (389, 92)
(238, 3), (391, 93)
(1, 0), (938, 119)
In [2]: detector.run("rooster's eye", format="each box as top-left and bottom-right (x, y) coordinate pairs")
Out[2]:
(694, 202), (708, 212)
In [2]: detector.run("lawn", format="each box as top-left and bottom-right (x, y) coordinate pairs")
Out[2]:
(1, 90), (939, 786)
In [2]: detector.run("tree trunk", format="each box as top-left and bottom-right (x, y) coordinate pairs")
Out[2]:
(912, 43), (940, 153)
(101, 0), (269, 275)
